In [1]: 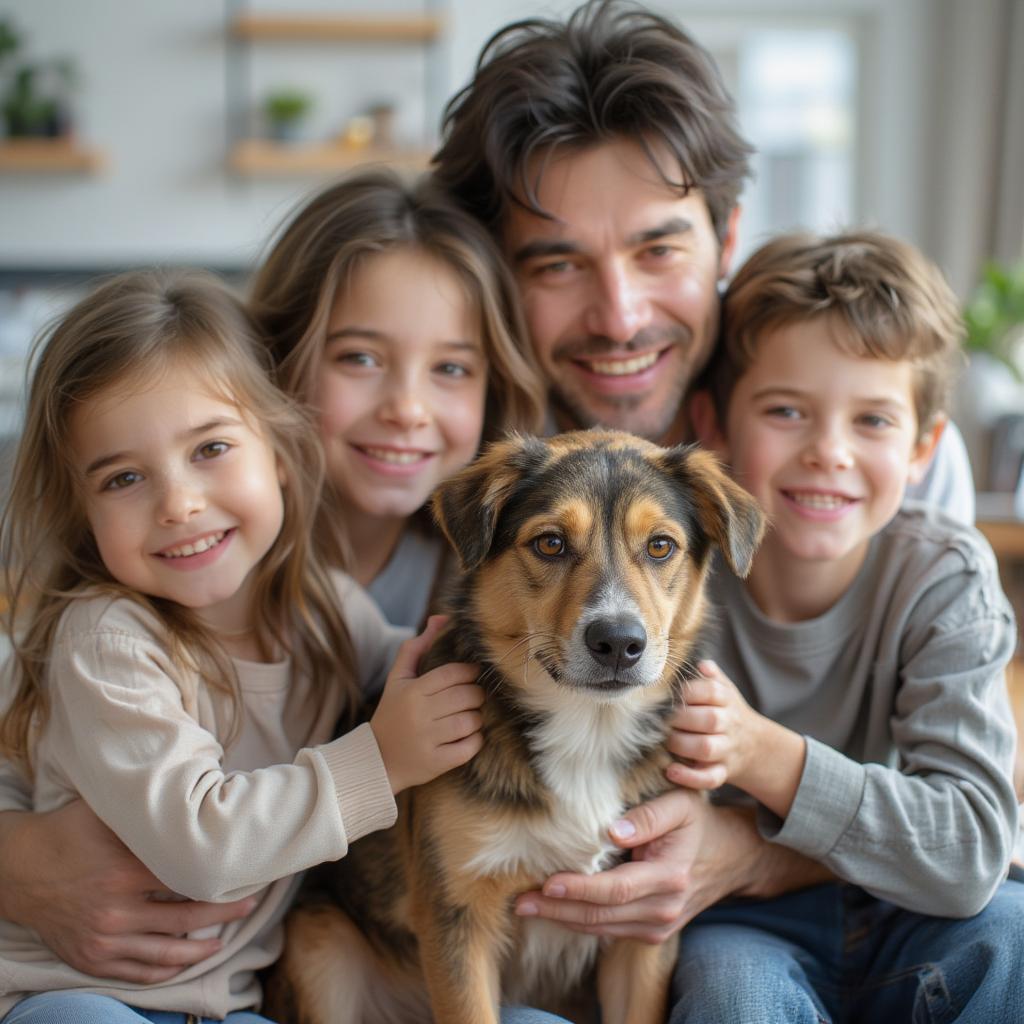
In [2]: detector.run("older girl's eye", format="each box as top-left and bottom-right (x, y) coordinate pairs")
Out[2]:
(195, 441), (231, 460)
(102, 470), (143, 491)
(647, 536), (675, 560)
(337, 351), (379, 368)
(533, 534), (565, 558)
(436, 362), (470, 378)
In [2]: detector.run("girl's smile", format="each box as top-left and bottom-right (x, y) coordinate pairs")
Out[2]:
(71, 362), (286, 634)
(316, 247), (488, 523)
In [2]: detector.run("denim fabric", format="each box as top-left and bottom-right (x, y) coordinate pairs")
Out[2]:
(1, 991), (568, 1024)
(2, 993), (274, 1024)
(669, 878), (1024, 1023)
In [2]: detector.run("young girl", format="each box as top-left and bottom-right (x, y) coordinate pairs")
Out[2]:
(0, 270), (484, 1024)
(248, 169), (546, 627)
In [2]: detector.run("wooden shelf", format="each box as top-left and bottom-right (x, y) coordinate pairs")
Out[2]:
(0, 139), (106, 174)
(231, 13), (443, 42)
(228, 139), (432, 176)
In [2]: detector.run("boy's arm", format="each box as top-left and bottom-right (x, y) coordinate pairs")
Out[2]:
(758, 566), (1018, 919)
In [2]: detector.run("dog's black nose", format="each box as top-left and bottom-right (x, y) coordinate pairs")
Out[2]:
(585, 616), (647, 670)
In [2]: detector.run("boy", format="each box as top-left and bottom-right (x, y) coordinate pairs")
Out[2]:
(672, 231), (1023, 1022)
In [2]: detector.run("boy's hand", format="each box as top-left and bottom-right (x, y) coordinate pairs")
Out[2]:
(370, 615), (484, 795)
(666, 660), (762, 791)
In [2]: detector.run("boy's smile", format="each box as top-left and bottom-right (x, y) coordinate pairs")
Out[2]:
(718, 317), (940, 616)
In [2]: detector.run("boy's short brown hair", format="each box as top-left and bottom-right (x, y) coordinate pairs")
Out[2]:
(708, 231), (964, 437)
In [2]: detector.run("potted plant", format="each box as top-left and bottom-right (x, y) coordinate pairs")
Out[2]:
(263, 88), (313, 143)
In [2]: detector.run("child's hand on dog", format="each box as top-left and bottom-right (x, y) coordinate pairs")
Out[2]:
(666, 661), (805, 817)
(370, 615), (484, 795)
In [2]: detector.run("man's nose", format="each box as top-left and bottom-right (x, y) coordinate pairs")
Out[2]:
(584, 263), (652, 343)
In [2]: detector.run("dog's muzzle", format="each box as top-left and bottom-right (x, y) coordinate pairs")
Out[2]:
(584, 614), (647, 675)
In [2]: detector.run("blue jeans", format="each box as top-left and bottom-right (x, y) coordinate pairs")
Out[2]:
(2, 992), (567, 1024)
(669, 878), (1024, 1023)
(1, 994), (273, 1023)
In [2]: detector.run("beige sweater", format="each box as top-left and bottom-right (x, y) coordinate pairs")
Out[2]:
(0, 572), (408, 1018)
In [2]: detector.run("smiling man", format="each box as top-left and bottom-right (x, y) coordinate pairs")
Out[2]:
(433, 0), (973, 520)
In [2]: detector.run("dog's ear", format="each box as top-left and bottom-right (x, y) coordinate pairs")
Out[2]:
(659, 444), (766, 578)
(432, 432), (549, 571)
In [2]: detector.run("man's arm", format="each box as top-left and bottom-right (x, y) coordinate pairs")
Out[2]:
(514, 789), (831, 942)
(0, 801), (255, 983)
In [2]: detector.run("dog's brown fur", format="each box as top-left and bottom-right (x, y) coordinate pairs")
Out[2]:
(265, 430), (764, 1024)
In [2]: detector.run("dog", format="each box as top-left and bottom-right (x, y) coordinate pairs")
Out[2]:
(265, 429), (764, 1024)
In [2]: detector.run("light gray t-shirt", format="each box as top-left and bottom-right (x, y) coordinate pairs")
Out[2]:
(707, 502), (1018, 916)
(367, 527), (446, 629)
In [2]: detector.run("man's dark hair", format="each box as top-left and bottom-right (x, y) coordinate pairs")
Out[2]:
(432, 0), (753, 243)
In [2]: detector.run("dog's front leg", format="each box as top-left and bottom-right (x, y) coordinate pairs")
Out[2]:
(411, 879), (510, 1024)
(597, 935), (680, 1024)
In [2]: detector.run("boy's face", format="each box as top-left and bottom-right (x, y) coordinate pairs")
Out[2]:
(715, 317), (940, 577)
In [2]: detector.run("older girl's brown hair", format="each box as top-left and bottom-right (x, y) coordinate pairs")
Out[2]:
(248, 168), (545, 560)
(709, 230), (965, 436)
(0, 270), (357, 769)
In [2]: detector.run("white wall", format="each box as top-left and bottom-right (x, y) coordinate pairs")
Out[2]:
(0, 0), (939, 271)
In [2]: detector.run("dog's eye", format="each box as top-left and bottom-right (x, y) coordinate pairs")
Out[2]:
(647, 537), (675, 560)
(533, 535), (565, 558)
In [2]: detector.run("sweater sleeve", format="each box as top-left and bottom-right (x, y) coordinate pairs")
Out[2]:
(759, 564), (1019, 917)
(44, 627), (396, 903)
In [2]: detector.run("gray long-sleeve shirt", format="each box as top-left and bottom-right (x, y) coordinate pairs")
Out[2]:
(708, 502), (1018, 917)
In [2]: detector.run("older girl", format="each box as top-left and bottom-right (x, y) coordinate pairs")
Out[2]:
(249, 170), (545, 626)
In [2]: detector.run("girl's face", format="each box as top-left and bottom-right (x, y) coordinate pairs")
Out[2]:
(317, 247), (488, 522)
(70, 361), (286, 635)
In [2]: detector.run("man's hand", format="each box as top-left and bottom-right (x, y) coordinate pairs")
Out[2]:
(0, 800), (255, 983)
(513, 789), (758, 942)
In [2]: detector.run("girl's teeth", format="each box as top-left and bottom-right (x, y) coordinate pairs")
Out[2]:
(163, 531), (225, 558)
(364, 447), (425, 465)
(589, 352), (659, 376)
(789, 493), (851, 509)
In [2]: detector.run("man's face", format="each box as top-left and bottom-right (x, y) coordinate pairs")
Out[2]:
(503, 138), (738, 445)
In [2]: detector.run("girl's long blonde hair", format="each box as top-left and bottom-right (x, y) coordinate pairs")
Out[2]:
(248, 168), (546, 562)
(0, 270), (358, 770)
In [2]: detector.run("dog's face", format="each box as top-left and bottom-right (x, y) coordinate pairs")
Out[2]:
(433, 430), (764, 707)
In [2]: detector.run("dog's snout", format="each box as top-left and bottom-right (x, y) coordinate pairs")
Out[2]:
(585, 616), (647, 671)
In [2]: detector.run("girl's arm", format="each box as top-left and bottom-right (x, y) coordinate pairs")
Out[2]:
(45, 626), (397, 904)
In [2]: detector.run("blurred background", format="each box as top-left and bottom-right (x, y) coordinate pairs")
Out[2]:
(0, 0), (1022, 493)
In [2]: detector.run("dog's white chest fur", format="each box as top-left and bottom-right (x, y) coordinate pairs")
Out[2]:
(467, 697), (653, 999)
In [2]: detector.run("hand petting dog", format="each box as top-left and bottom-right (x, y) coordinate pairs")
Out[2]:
(369, 614), (484, 795)
(667, 660), (806, 819)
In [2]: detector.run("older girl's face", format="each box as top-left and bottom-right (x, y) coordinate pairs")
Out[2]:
(316, 247), (488, 521)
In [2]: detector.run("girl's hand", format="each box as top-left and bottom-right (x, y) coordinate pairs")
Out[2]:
(370, 615), (484, 795)
(665, 660), (763, 792)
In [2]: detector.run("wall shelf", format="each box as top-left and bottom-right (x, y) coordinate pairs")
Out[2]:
(228, 138), (431, 176)
(0, 139), (106, 174)
(230, 13), (443, 42)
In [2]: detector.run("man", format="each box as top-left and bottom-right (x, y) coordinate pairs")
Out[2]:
(0, 0), (982, 995)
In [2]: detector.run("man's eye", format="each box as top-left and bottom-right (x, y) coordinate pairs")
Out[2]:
(533, 534), (566, 558)
(859, 414), (892, 429)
